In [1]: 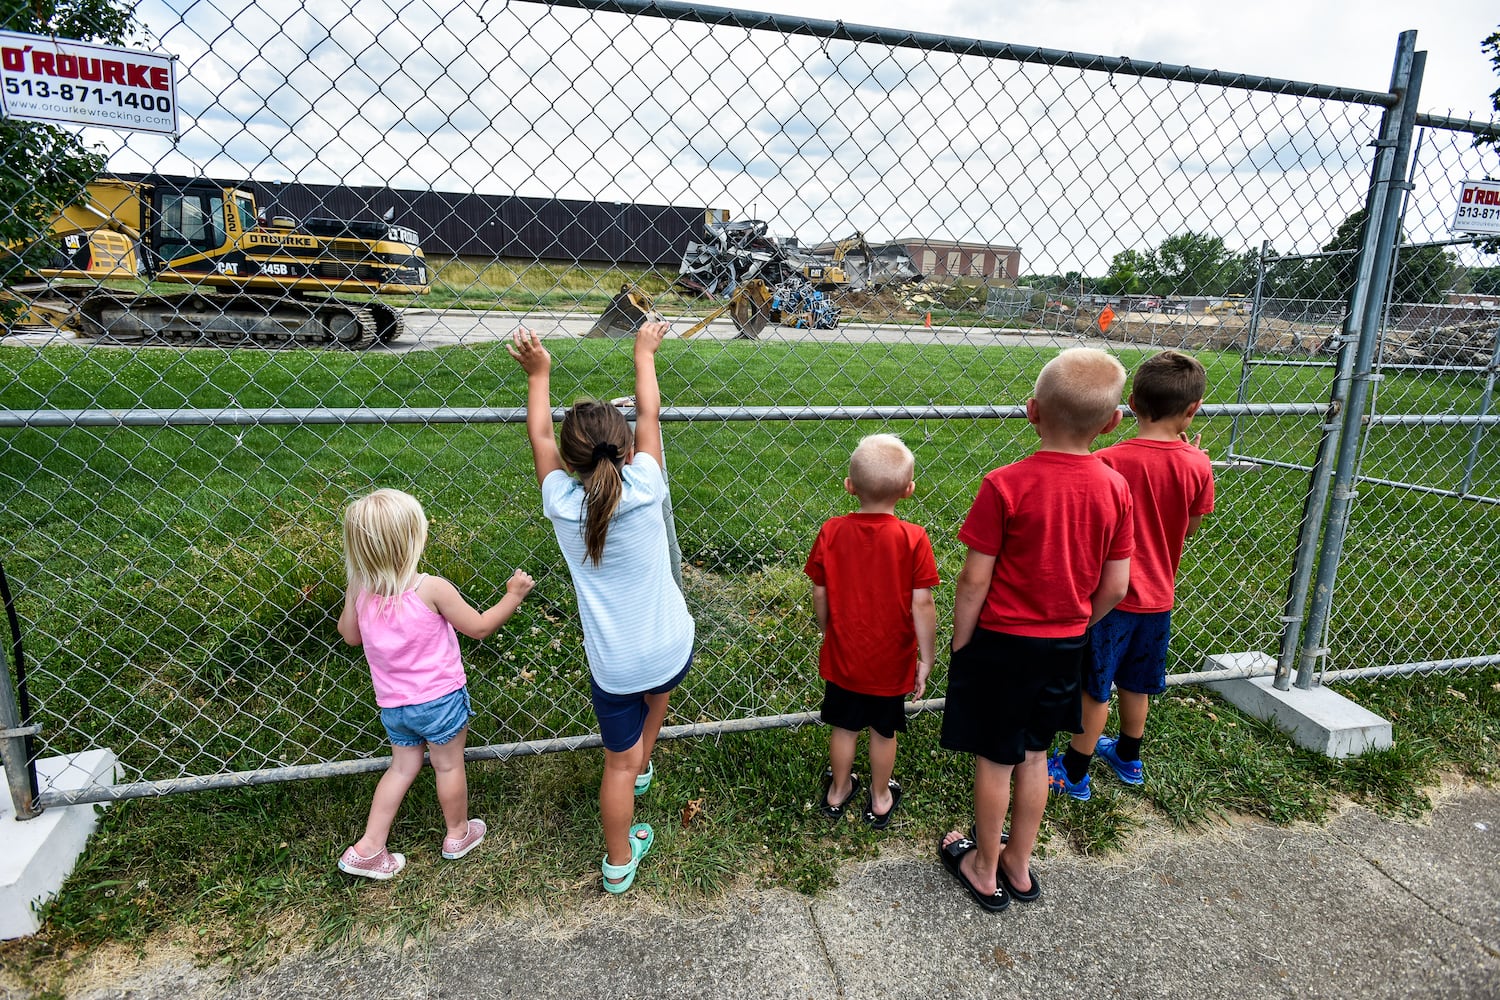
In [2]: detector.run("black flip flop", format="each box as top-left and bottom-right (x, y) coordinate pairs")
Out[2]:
(863, 779), (903, 830)
(819, 769), (861, 819)
(968, 823), (1010, 846)
(999, 863), (1041, 903)
(937, 835), (1010, 913)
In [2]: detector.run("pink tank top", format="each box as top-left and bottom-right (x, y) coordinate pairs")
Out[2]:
(356, 575), (466, 708)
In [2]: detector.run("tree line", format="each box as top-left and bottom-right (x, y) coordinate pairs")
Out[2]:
(1020, 211), (1471, 305)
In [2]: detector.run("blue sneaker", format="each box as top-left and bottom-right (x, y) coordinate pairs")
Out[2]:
(1046, 752), (1092, 801)
(1095, 736), (1144, 786)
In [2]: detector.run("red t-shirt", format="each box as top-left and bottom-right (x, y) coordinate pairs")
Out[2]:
(804, 512), (941, 696)
(958, 451), (1133, 638)
(1098, 438), (1215, 613)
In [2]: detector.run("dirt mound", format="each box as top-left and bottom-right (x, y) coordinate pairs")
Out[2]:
(1069, 310), (1334, 355)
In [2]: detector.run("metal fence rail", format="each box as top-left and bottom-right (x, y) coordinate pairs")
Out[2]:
(1, 1), (1497, 812)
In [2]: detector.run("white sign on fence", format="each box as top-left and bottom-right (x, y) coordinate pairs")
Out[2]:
(1451, 179), (1500, 237)
(0, 30), (176, 136)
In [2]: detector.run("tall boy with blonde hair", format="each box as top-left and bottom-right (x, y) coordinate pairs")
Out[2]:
(938, 348), (1133, 912)
(1050, 350), (1214, 799)
(805, 433), (940, 829)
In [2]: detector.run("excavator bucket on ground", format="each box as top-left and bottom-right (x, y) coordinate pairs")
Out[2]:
(729, 281), (772, 339)
(585, 284), (655, 337)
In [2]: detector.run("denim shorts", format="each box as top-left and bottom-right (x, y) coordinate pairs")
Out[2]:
(380, 686), (474, 748)
(589, 654), (692, 753)
(1085, 609), (1172, 702)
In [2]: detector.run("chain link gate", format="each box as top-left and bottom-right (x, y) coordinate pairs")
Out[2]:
(1, 0), (1496, 814)
(1303, 114), (1500, 684)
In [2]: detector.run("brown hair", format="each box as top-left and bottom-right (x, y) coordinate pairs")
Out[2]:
(558, 399), (634, 566)
(1129, 350), (1207, 420)
(1034, 347), (1127, 435)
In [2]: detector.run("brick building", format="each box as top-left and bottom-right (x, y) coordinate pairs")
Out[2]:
(895, 239), (1021, 281)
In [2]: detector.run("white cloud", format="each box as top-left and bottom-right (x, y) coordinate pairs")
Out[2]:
(98, 0), (1498, 272)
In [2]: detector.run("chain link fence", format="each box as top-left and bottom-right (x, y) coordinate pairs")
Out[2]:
(1, 1), (1497, 812)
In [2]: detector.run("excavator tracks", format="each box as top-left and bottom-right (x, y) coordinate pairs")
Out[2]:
(72, 291), (400, 349)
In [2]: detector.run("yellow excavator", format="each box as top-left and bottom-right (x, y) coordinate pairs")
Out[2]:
(6, 175), (428, 347)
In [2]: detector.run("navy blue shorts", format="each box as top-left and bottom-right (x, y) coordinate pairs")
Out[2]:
(590, 653), (692, 753)
(939, 627), (1086, 766)
(1085, 609), (1171, 702)
(380, 686), (473, 748)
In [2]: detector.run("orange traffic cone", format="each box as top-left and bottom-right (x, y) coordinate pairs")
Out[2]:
(925, 312), (932, 328)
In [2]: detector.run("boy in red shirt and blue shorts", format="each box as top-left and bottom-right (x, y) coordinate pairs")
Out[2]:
(938, 348), (1133, 912)
(804, 433), (940, 829)
(1049, 350), (1215, 799)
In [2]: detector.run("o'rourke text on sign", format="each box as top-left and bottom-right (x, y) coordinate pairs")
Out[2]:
(0, 29), (176, 136)
(1451, 179), (1500, 238)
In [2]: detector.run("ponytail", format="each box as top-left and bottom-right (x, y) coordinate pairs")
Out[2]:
(558, 399), (634, 566)
(582, 457), (623, 565)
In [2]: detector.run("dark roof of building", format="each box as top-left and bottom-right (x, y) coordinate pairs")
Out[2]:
(123, 174), (705, 265)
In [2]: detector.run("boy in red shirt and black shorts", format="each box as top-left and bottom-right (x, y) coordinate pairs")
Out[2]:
(804, 433), (940, 829)
(938, 348), (1133, 912)
(1049, 350), (1215, 799)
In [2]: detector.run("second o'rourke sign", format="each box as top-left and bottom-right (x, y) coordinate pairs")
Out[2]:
(1451, 179), (1500, 238)
(0, 29), (176, 137)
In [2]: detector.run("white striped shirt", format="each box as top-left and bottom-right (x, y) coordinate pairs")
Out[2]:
(542, 453), (695, 694)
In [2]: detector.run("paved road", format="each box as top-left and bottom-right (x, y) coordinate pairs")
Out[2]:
(24, 782), (1500, 1000)
(390, 308), (1104, 352)
(0, 310), (1107, 354)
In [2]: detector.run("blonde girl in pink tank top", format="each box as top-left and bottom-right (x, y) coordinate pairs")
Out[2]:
(335, 488), (535, 880)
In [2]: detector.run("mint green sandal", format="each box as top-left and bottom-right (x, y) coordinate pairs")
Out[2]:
(634, 760), (654, 796)
(602, 822), (654, 894)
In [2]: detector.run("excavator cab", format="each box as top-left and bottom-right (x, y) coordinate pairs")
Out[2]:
(151, 181), (225, 270)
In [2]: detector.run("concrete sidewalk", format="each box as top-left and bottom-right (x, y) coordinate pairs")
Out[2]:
(40, 783), (1500, 999)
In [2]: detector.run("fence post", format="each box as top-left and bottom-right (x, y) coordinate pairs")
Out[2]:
(1227, 239), (1272, 459)
(0, 590), (41, 819)
(1274, 30), (1422, 689)
(1458, 326), (1500, 497)
(1288, 36), (1425, 690)
(620, 401), (684, 589)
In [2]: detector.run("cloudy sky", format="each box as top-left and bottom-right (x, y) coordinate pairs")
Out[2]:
(105, 0), (1499, 273)
(752, 1), (1498, 114)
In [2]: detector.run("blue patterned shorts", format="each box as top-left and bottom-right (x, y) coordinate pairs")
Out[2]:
(1085, 610), (1171, 702)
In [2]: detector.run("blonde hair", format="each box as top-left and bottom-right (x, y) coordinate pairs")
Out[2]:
(848, 433), (915, 502)
(1034, 348), (1127, 436)
(343, 488), (428, 614)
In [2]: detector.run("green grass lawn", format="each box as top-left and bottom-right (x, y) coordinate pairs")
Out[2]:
(0, 335), (1496, 987)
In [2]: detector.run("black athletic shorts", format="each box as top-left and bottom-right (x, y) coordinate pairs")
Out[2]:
(820, 679), (909, 739)
(939, 626), (1086, 766)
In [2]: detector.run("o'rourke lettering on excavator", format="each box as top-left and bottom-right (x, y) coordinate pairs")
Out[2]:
(1451, 179), (1500, 237)
(245, 233), (319, 249)
(0, 29), (176, 136)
